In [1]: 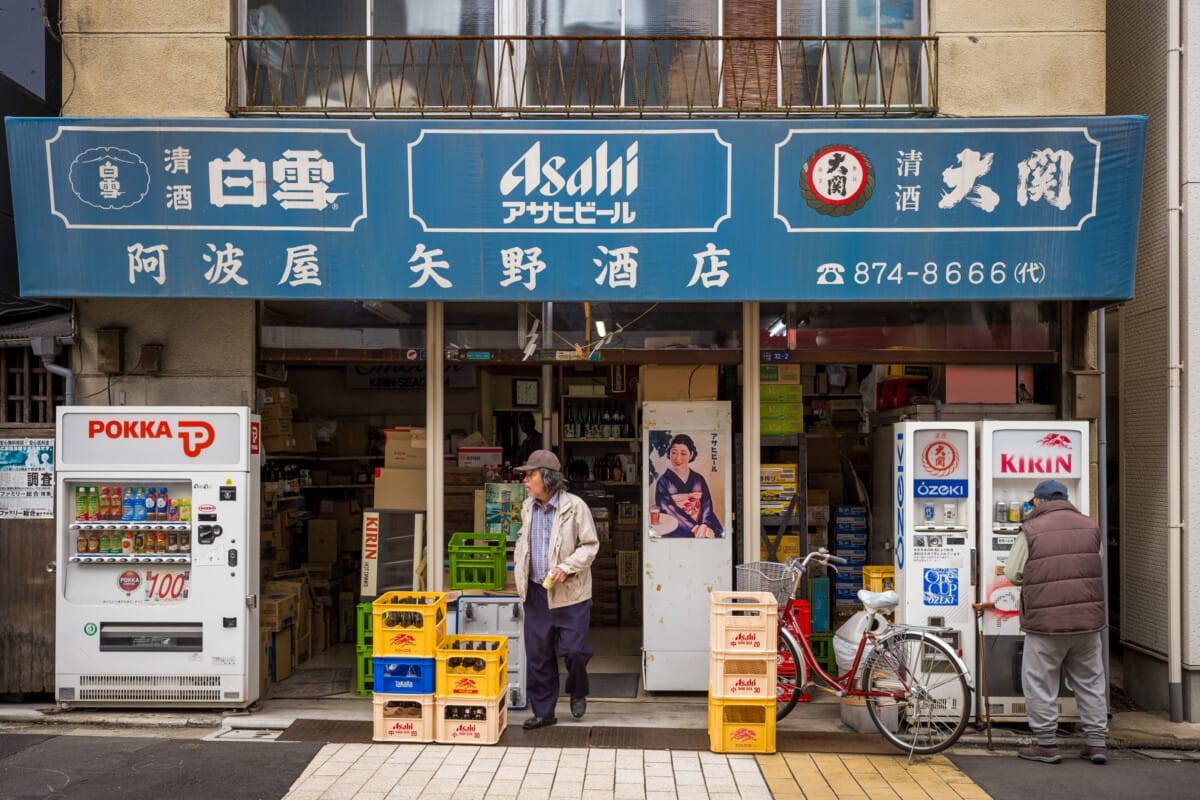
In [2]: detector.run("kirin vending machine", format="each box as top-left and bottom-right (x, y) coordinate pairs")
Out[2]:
(977, 420), (1089, 722)
(891, 421), (976, 716)
(54, 406), (260, 708)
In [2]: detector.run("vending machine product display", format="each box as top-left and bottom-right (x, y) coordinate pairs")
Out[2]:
(977, 420), (1089, 723)
(889, 421), (976, 719)
(54, 406), (260, 708)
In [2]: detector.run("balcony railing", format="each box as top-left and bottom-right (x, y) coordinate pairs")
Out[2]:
(227, 35), (936, 117)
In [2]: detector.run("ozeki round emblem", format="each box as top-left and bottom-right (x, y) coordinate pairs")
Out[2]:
(800, 144), (874, 216)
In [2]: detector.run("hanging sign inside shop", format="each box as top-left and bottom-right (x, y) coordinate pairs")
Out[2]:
(5, 116), (1145, 303)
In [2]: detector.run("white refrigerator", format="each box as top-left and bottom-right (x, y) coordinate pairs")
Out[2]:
(889, 421), (977, 717)
(977, 420), (1089, 722)
(54, 406), (261, 708)
(641, 401), (732, 690)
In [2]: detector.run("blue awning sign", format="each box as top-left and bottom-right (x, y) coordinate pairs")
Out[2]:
(5, 116), (1145, 302)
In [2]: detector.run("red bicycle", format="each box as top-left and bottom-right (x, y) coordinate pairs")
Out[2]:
(736, 549), (974, 756)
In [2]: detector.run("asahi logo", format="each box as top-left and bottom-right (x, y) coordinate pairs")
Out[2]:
(387, 721), (415, 735)
(453, 724), (478, 736)
(86, 418), (216, 458)
(731, 632), (762, 648)
(732, 679), (761, 692)
(500, 141), (639, 198)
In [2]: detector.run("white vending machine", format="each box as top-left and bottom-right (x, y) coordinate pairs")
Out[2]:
(641, 401), (733, 690)
(890, 421), (977, 715)
(978, 420), (1089, 722)
(54, 406), (261, 708)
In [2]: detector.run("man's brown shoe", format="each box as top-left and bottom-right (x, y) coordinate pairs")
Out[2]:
(1080, 746), (1108, 764)
(1017, 744), (1062, 764)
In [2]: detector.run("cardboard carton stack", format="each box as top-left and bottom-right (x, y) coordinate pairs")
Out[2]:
(375, 428), (427, 510)
(759, 366), (804, 436)
(833, 505), (869, 613)
(613, 501), (641, 624)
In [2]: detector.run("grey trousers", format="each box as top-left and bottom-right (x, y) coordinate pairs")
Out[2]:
(1021, 630), (1109, 747)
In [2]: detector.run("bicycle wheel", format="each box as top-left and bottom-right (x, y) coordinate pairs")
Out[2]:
(775, 631), (806, 720)
(859, 631), (971, 755)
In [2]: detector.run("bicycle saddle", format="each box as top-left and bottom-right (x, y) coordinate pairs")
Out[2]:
(858, 589), (900, 611)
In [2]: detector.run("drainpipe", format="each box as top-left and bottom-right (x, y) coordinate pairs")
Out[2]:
(1166, 0), (1184, 722)
(30, 337), (75, 405)
(1098, 309), (1110, 707)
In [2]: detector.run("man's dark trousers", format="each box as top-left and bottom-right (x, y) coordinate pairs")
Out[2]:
(524, 581), (593, 719)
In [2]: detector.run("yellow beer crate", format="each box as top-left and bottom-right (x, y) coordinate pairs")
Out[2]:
(435, 635), (509, 699)
(372, 591), (447, 658)
(708, 696), (776, 754)
(863, 565), (896, 592)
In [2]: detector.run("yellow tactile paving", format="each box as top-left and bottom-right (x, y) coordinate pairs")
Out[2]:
(758, 752), (993, 800)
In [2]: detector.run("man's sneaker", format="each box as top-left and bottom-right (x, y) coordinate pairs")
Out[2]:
(1017, 744), (1062, 764)
(1080, 746), (1108, 764)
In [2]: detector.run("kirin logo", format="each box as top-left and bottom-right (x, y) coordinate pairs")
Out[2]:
(389, 633), (417, 649)
(730, 727), (757, 742)
(454, 678), (479, 694)
(1037, 433), (1074, 449)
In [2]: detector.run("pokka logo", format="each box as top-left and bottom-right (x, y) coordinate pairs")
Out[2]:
(801, 144), (875, 216)
(389, 633), (417, 650)
(920, 440), (960, 478)
(117, 570), (141, 592)
(87, 419), (216, 458)
(453, 678), (480, 694)
(730, 727), (758, 743)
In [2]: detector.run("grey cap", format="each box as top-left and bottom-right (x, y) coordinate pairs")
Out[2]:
(513, 449), (561, 472)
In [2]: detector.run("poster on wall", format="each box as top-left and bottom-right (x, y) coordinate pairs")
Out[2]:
(645, 428), (728, 539)
(0, 438), (55, 519)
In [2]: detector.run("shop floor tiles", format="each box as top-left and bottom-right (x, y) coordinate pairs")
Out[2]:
(268, 668), (353, 699)
(558, 672), (640, 698)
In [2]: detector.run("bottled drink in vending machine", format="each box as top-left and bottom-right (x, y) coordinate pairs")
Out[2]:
(98, 487), (110, 521)
(86, 487), (100, 521)
(157, 487), (169, 521)
(122, 486), (135, 521)
(74, 486), (87, 521)
(76, 530), (87, 555)
(179, 498), (191, 523)
(145, 487), (157, 521)
(168, 498), (180, 522)
(133, 487), (147, 522)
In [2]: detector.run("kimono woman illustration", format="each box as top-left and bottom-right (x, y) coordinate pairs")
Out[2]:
(653, 434), (723, 538)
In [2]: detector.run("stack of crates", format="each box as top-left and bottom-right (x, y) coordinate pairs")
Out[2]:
(434, 635), (509, 745)
(370, 591), (446, 743)
(707, 591), (777, 754)
(833, 505), (868, 614)
(356, 602), (373, 697)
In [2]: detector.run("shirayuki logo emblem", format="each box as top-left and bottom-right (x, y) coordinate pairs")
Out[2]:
(177, 421), (216, 457)
(68, 146), (151, 210)
(801, 144), (874, 216)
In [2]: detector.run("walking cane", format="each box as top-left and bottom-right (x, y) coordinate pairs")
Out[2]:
(972, 602), (995, 750)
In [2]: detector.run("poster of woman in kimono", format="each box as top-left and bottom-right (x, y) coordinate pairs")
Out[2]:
(646, 429), (726, 539)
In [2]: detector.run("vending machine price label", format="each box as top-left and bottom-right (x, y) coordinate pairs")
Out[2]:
(141, 570), (191, 602)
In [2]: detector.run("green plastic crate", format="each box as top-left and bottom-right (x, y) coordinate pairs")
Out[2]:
(356, 644), (374, 697)
(356, 602), (373, 648)
(809, 631), (837, 674)
(447, 532), (507, 591)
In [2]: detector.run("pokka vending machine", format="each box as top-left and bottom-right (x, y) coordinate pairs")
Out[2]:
(977, 420), (1089, 722)
(54, 406), (260, 708)
(891, 421), (976, 714)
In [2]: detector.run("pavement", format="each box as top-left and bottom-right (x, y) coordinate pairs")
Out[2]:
(3, 695), (1200, 799)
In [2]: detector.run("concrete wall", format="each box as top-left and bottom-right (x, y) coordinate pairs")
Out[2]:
(932, 0), (1106, 115)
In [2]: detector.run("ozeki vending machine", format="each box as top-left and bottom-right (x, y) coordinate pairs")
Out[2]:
(54, 406), (260, 708)
(891, 421), (976, 717)
(977, 420), (1089, 723)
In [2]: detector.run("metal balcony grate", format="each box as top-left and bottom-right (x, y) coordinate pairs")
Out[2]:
(228, 35), (936, 117)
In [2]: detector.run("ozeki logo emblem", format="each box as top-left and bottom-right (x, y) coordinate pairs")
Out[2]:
(86, 418), (216, 458)
(730, 727), (758, 743)
(454, 678), (479, 694)
(730, 632), (762, 648)
(389, 633), (417, 650)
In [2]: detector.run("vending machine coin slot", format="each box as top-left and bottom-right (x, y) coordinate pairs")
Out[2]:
(197, 524), (223, 545)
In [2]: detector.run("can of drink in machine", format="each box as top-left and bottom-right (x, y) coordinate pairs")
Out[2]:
(995, 501), (1009, 523)
(943, 503), (958, 524)
(923, 502), (936, 522)
(1022, 500), (1034, 520)
(1008, 503), (1022, 523)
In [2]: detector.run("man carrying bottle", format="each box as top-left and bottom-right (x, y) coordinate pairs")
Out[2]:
(512, 449), (599, 729)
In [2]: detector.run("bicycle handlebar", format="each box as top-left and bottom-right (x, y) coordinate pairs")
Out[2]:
(789, 548), (846, 571)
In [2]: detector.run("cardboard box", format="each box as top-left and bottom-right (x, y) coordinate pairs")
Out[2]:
(323, 420), (369, 456)
(292, 421), (317, 453)
(760, 364), (801, 384)
(808, 471), (845, 506)
(759, 401), (804, 421)
(761, 417), (804, 435)
(619, 587), (642, 624)
(457, 447), (503, 468)
(260, 594), (296, 631)
(267, 626), (294, 682)
(373, 467), (427, 509)
(761, 464), (799, 484)
(384, 427), (427, 468)
(807, 505), (830, 526)
(642, 365), (718, 401)
(307, 519), (338, 563)
(760, 384), (805, 402)
(943, 365), (1017, 404)
(617, 550), (640, 586)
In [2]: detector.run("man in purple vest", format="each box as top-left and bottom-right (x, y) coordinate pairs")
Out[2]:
(1005, 479), (1108, 765)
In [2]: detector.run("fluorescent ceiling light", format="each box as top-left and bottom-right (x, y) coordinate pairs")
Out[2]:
(361, 300), (412, 324)
(595, 320), (607, 338)
(767, 317), (786, 337)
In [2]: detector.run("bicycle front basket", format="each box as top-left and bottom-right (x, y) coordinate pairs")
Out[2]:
(735, 561), (800, 608)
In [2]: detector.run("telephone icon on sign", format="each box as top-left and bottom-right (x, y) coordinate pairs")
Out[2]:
(816, 262), (845, 285)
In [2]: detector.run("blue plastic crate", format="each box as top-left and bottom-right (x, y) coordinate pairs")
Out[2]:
(808, 576), (831, 632)
(373, 656), (436, 694)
